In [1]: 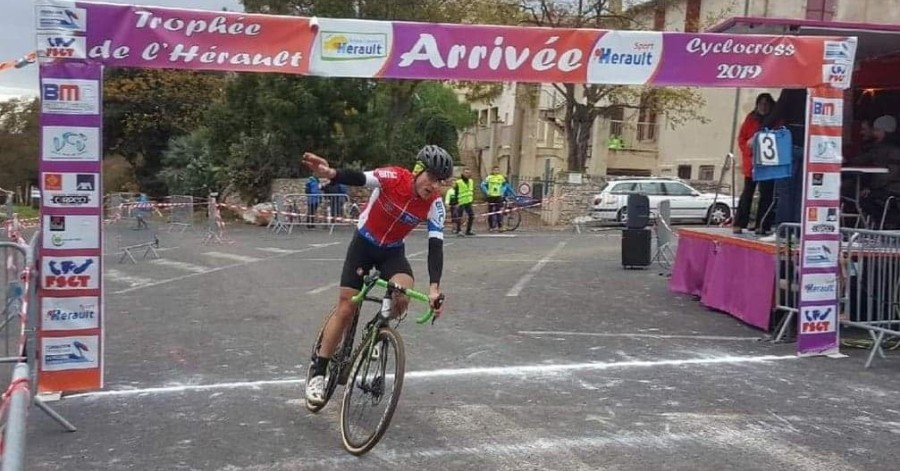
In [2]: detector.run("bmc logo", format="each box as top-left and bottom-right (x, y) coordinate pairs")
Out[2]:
(810, 98), (842, 127)
(40, 79), (99, 115)
(43, 83), (81, 101)
(813, 102), (835, 116)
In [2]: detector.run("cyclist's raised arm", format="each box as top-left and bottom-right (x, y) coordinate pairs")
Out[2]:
(302, 152), (385, 189)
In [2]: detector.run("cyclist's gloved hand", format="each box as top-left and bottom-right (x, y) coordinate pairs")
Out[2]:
(302, 152), (337, 179)
(429, 287), (445, 320)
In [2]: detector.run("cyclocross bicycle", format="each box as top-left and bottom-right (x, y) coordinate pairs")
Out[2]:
(305, 268), (443, 455)
(499, 195), (540, 232)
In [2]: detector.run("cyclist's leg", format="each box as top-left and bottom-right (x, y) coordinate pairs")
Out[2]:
(378, 249), (414, 317)
(307, 234), (373, 404)
(319, 234), (374, 358)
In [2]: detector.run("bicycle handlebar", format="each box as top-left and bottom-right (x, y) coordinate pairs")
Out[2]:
(349, 271), (444, 325)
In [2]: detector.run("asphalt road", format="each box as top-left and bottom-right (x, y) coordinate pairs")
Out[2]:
(23, 221), (900, 470)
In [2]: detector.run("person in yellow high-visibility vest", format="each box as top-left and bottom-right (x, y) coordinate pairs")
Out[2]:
(481, 166), (513, 232)
(444, 177), (460, 233)
(453, 167), (476, 236)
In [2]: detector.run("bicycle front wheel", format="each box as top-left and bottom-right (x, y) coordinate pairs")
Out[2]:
(504, 208), (522, 231)
(339, 327), (406, 456)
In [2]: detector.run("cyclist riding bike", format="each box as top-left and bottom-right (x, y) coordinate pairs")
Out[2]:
(302, 145), (452, 406)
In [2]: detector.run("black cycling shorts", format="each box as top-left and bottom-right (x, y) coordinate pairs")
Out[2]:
(340, 232), (413, 291)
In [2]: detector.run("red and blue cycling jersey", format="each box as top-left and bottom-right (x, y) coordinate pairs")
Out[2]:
(357, 166), (445, 248)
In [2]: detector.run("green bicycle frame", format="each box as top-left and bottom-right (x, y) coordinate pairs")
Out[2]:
(350, 278), (437, 324)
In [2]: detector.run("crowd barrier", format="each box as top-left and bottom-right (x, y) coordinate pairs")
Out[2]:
(165, 195), (195, 234)
(773, 223), (900, 367)
(0, 239), (29, 471)
(652, 199), (677, 271)
(842, 228), (900, 368)
(268, 193), (352, 235)
(7, 188), (575, 242)
(0, 227), (75, 470)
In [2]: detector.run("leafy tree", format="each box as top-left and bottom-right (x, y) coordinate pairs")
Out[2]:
(159, 128), (226, 197)
(0, 98), (40, 197)
(201, 72), (375, 202)
(102, 68), (228, 195)
(517, 0), (708, 171)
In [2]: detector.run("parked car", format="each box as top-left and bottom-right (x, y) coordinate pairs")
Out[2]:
(590, 177), (734, 225)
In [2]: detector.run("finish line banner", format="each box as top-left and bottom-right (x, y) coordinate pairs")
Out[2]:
(39, 1), (857, 89)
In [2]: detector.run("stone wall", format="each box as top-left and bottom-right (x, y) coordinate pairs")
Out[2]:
(271, 178), (371, 202)
(543, 173), (606, 228)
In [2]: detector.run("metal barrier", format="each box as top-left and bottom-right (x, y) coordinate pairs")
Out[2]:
(772, 223), (802, 342)
(270, 193), (351, 235)
(652, 199), (677, 270)
(841, 228), (900, 368)
(108, 197), (160, 264)
(772, 224), (900, 367)
(0, 240), (28, 471)
(165, 195), (195, 233)
(105, 192), (140, 222)
(0, 232), (76, 470)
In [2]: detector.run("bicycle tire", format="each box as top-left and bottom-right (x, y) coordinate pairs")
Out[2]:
(504, 207), (522, 231)
(305, 306), (354, 413)
(339, 327), (406, 456)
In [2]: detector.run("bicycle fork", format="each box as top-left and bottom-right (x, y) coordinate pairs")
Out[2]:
(355, 292), (393, 398)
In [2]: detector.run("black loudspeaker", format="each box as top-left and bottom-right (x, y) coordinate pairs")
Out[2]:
(626, 193), (650, 229)
(621, 228), (652, 268)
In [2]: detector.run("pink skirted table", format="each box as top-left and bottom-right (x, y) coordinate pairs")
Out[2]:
(669, 228), (777, 331)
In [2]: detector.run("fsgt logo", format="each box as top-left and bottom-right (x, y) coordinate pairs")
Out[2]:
(37, 35), (86, 59)
(823, 63), (850, 88)
(42, 257), (98, 290)
(800, 306), (836, 333)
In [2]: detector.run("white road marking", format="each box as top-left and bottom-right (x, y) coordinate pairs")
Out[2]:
(67, 354), (796, 398)
(202, 251), (260, 263)
(255, 247), (295, 254)
(104, 269), (156, 288)
(519, 331), (762, 342)
(408, 241), (455, 258)
(111, 242), (341, 295)
(506, 241), (567, 297)
(149, 259), (208, 273)
(306, 282), (338, 295)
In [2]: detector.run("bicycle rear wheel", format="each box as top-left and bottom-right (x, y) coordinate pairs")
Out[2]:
(305, 307), (350, 413)
(504, 207), (522, 231)
(339, 327), (405, 455)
